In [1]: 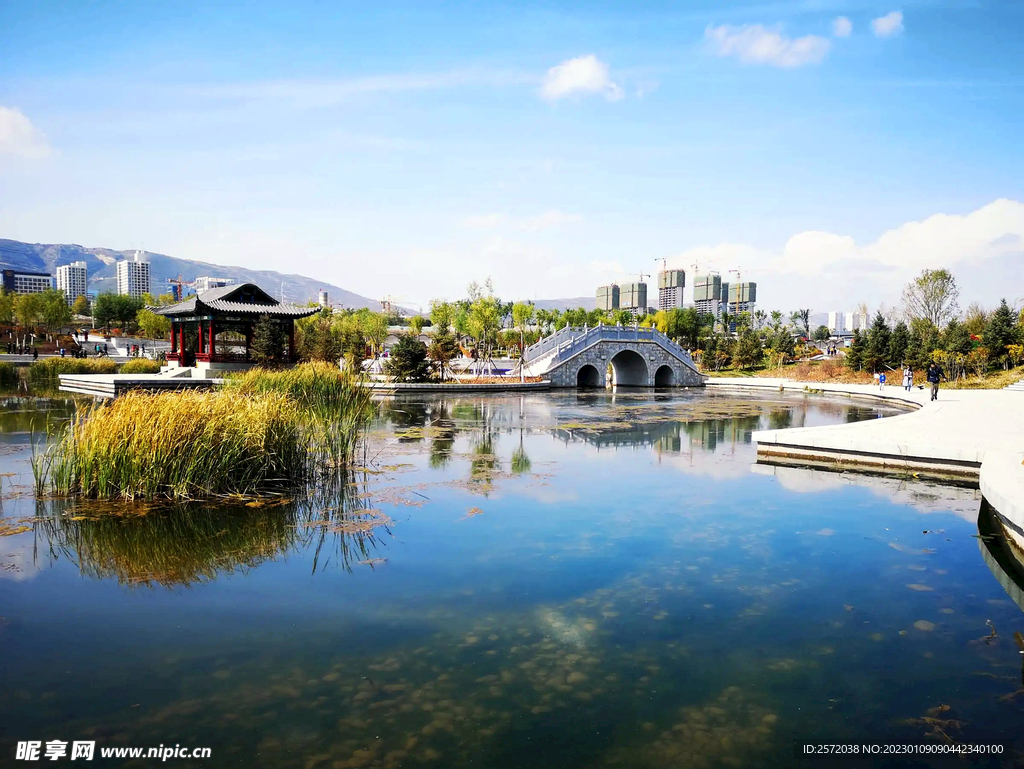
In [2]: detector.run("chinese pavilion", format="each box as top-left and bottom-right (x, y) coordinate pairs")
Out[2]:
(158, 283), (319, 368)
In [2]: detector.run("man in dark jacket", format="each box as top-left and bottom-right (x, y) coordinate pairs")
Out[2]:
(926, 362), (943, 401)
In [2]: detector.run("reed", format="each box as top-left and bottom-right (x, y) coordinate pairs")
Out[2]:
(119, 358), (162, 374)
(28, 357), (118, 384)
(0, 361), (17, 388)
(33, 364), (375, 500)
(35, 389), (309, 499)
(227, 362), (376, 467)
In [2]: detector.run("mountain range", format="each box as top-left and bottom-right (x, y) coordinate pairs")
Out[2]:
(0, 239), (387, 310)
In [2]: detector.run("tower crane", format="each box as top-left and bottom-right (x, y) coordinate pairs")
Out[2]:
(167, 274), (194, 302)
(727, 268), (742, 316)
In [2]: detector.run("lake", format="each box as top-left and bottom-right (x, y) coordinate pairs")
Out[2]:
(1, 389), (1021, 768)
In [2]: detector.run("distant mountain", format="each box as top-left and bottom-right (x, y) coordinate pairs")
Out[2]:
(529, 296), (596, 311)
(0, 239), (387, 310)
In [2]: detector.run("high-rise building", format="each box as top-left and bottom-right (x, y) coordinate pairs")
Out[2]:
(693, 273), (723, 317)
(844, 312), (868, 333)
(827, 311), (845, 335)
(318, 289), (329, 308)
(193, 276), (234, 294)
(596, 284), (620, 312)
(56, 261), (88, 306)
(720, 282), (757, 315)
(619, 282), (648, 317)
(657, 269), (686, 310)
(2, 269), (52, 295)
(116, 252), (151, 299)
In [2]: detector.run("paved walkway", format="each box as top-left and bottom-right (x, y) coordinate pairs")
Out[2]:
(706, 376), (1024, 536)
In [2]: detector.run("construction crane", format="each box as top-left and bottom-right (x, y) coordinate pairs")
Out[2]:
(727, 268), (743, 316)
(655, 257), (667, 272)
(167, 274), (194, 302)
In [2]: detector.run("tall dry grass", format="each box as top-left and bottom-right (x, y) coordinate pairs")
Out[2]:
(29, 357), (118, 384)
(32, 363), (376, 501)
(119, 358), (162, 374)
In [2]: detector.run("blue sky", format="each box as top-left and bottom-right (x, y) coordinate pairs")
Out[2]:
(2, 0), (1023, 311)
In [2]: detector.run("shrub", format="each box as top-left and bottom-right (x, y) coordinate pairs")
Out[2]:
(0, 361), (18, 388)
(119, 359), (162, 375)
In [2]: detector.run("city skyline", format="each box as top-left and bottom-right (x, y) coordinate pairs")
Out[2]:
(2, 1), (1023, 312)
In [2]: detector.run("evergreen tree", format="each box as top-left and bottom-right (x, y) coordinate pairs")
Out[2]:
(250, 314), (285, 364)
(385, 334), (432, 382)
(427, 330), (459, 381)
(846, 329), (864, 371)
(943, 319), (973, 355)
(734, 329), (764, 369)
(887, 321), (909, 367)
(864, 313), (891, 373)
(983, 298), (1016, 368)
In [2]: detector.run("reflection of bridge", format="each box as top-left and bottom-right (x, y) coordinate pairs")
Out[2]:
(523, 325), (706, 388)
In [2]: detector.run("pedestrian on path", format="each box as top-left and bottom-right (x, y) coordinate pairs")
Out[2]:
(927, 362), (943, 401)
(879, 372), (886, 390)
(902, 366), (913, 391)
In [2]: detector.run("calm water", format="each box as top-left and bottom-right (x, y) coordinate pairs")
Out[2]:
(1, 390), (1023, 768)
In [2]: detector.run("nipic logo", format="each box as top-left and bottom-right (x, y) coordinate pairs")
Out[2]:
(15, 741), (95, 761)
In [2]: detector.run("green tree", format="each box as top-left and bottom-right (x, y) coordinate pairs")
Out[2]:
(0, 289), (15, 324)
(136, 308), (172, 340)
(360, 312), (389, 357)
(813, 325), (831, 342)
(887, 321), (910, 367)
(297, 309), (342, 362)
(511, 301), (535, 357)
(385, 334), (431, 382)
(734, 329), (763, 369)
(337, 315), (367, 368)
(846, 329), (864, 371)
(983, 298), (1017, 368)
(901, 268), (960, 328)
(250, 314), (286, 364)
(428, 330), (459, 381)
(14, 292), (43, 331)
(864, 312), (891, 373)
(943, 319), (973, 355)
(93, 293), (116, 329)
(429, 300), (455, 334)
(71, 294), (90, 317)
(790, 309), (811, 337)
(408, 315), (427, 335)
(40, 289), (72, 336)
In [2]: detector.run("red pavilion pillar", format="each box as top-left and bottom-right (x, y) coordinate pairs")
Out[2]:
(179, 323), (186, 359)
(170, 321), (178, 354)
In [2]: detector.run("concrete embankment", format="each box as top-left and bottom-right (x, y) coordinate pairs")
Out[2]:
(707, 377), (1024, 539)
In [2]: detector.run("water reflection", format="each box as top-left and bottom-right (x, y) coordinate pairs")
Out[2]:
(30, 477), (388, 587)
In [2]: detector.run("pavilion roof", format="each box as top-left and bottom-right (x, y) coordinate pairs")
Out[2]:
(157, 283), (319, 319)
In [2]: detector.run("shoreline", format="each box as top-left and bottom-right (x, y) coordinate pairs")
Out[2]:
(706, 376), (1024, 542)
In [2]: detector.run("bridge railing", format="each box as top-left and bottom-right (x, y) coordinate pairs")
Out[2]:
(529, 323), (700, 372)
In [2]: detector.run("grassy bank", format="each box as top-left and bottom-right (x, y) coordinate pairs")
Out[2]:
(704, 359), (1024, 389)
(119, 358), (162, 374)
(32, 363), (376, 501)
(28, 357), (118, 384)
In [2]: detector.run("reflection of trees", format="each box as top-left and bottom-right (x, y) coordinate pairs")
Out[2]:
(34, 473), (387, 588)
(0, 397), (77, 437)
(428, 401), (455, 469)
(767, 408), (793, 430)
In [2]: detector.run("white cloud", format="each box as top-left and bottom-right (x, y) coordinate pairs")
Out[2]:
(461, 210), (582, 231)
(872, 11), (904, 38)
(672, 199), (1024, 310)
(540, 54), (623, 101)
(705, 24), (831, 68)
(832, 16), (853, 38)
(0, 107), (51, 158)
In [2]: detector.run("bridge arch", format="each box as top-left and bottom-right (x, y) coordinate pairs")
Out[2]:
(654, 365), (675, 387)
(610, 349), (648, 387)
(576, 364), (601, 388)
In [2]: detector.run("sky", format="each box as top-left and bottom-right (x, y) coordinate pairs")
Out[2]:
(2, 0), (1023, 313)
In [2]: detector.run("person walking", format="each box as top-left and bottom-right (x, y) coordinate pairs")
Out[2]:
(902, 365), (913, 392)
(878, 371), (886, 390)
(926, 362), (942, 401)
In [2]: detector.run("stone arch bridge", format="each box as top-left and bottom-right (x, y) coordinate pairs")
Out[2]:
(523, 325), (706, 388)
